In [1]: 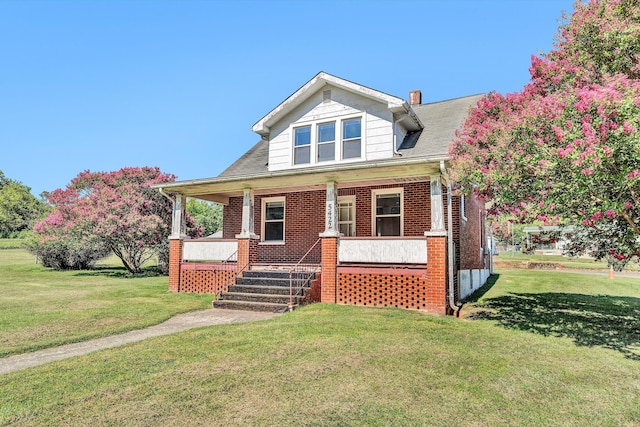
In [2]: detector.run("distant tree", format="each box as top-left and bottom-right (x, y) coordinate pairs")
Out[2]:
(0, 170), (46, 238)
(186, 198), (222, 237)
(450, 0), (640, 268)
(34, 167), (202, 273)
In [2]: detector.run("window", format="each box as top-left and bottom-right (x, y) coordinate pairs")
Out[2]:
(262, 197), (285, 241)
(460, 195), (467, 221)
(342, 118), (361, 159)
(294, 126), (311, 165)
(338, 196), (355, 236)
(372, 188), (403, 236)
(317, 122), (335, 162)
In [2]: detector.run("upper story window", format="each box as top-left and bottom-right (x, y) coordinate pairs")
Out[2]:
(317, 122), (335, 162)
(342, 119), (361, 159)
(290, 115), (362, 167)
(294, 126), (311, 165)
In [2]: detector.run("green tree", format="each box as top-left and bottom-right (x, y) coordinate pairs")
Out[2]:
(450, 0), (640, 267)
(0, 171), (46, 237)
(186, 199), (222, 237)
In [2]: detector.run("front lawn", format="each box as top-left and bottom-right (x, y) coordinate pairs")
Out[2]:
(1, 268), (639, 426)
(0, 249), (211, 357)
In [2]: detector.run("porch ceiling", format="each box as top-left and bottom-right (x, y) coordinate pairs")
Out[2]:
(154, 157), (444, 204)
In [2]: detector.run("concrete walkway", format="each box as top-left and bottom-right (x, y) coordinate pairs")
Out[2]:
(0, 309), (280, 375)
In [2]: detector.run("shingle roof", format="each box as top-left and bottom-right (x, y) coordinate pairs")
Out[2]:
(398, 93), (484, 158)
(218, 93), (484, 179)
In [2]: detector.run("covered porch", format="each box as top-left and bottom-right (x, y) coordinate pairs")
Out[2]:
(157, 159), (454, 314)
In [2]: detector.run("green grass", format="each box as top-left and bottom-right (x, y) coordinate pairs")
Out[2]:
(0, 249), (211, 357)
(1, 267), (639, 426)
(0, 238), (24, 250)
(495, 251), (640, 270)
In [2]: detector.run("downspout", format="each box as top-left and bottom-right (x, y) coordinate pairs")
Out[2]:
(157, 187), (174, 203)
(440, 161), (462, 315)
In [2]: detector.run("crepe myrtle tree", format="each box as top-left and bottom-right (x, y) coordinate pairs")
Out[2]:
(34, 167), (202, 273)
(450, 0), (640, 268)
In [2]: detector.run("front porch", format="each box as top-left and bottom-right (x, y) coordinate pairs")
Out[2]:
(169, 233), (450, 314)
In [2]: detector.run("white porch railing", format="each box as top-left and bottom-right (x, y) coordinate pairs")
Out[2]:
(338, 237), (427, 264)
(182, 239), (237, 261)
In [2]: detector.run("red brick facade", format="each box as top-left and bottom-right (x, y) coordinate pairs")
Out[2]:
(176, 179), (486, 314)
(180, 263), (236, 294)
(168, 238), (183, 292)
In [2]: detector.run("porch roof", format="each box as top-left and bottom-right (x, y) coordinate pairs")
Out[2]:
(152, 156), (442, 204)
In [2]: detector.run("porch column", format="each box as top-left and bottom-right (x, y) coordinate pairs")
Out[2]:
(320, 182), (340, 303)
(237, 189), (257, 239)
(424, 231), (447, 314)
(430, 176), (445, 232)
(169, 194), (186, 292)
(323, 181), (339, 236)
(236, 188), (258, 274)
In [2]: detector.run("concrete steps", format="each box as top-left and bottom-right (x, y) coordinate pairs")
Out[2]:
(213, 269), (316, 312)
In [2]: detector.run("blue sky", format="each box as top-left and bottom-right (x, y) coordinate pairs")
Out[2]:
(1, 0), (575, 197)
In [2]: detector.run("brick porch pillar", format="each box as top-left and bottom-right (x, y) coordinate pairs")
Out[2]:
(320, 236), (338, 303)
(425, 231), (448, 315)
(168, 237), (183, 292)
(236, 236), (258, 276)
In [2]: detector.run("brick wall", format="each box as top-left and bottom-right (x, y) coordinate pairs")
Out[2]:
(336, 266), (429, 310)
(459, 195), (486, 270)
(168, 238), (183, 292)
(180, 263), (236, 294)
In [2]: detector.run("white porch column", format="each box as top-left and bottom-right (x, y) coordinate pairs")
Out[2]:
(171, 193), (187, 238)
(430, 175), (445, 231)
(236, 188), (258, 239)
(320, 181), (340, 237)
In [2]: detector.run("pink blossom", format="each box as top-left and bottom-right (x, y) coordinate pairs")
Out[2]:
(624, 201), (632, 210)
(581, 168), (595, 176)
(605, 209), (617, 219)
(627, 170), (640, 178)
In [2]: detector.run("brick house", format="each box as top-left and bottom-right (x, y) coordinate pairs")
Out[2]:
(154, 72), (491, 315)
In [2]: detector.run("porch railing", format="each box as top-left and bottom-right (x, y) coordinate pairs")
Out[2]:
(288, 238), (321, 310)
(338, 237), (427, 264)
(182, 238), (237, 262)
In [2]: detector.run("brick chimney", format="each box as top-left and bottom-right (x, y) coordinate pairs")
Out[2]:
(409, 90), (422, 105)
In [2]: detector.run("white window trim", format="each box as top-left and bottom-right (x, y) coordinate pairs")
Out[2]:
(460, 195), (467, 222)
(317, 121), (336, 163)
(293, 125), (311, 165)
(289, 113), (365, 168)
(371, 188), (404, 236)
(261, 196), (286, 244)
(338, 195), (356, 236)
(341, 117), (363, 161)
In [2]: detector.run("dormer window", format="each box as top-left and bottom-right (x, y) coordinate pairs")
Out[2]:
(294, 126), (311, 165)
(342, 118), (361, 159)
(290, 116), (363, 167)
(317, 122), (335, 162)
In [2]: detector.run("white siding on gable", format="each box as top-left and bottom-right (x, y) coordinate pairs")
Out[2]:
(267, 85), (396, 171)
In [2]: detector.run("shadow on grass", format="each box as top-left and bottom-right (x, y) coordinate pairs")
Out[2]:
(73, 266), (164, 279)
(470, 290), (640, 360)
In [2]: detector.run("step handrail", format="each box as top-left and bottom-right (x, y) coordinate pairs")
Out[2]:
(288, 238), (321, 310)
(216, 239), (251, 296)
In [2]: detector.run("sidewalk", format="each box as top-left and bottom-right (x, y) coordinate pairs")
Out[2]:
(0, 309), (280, 375)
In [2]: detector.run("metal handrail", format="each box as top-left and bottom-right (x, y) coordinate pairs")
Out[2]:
(213, 239), (251, 299)
(288, 238), (321, 310)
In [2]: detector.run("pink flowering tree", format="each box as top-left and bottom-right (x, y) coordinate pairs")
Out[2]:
(450, 0), (640, 268)
(34, 167), (202, 273)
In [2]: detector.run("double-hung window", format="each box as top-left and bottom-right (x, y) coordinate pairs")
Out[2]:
(342, 118), (361, 159)
(372, 188), (403, 236)
(338, 196), (355, 236)
(294, 126), (311, 165)
(262, 197), (285, 242)
(317, 122), (335, 162)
